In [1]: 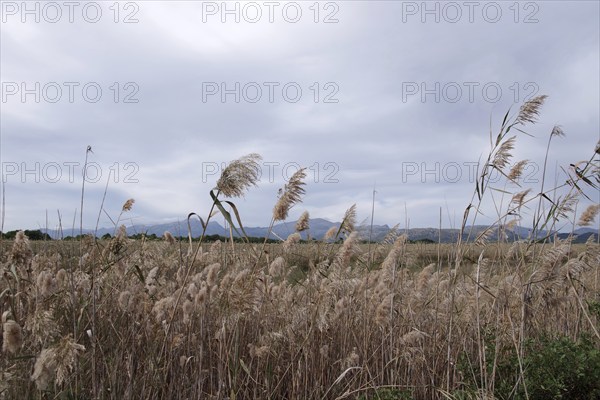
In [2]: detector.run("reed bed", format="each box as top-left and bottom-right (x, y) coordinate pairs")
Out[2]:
(1, 96), (599, 399)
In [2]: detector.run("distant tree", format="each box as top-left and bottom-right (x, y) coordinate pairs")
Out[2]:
(0, 229), (50, 240)
(2, 231), (17, 240)
(413, 238), (436, 244)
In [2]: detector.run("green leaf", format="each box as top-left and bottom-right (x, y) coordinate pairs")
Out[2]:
(210, 190), (242, 238)
(223, 200), (249, 241)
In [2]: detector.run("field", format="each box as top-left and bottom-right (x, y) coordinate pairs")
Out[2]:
(1, 97), (599, 399)
(1, 235), (599, 400)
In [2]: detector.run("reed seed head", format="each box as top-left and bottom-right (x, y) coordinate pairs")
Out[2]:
(269, 256), (286, 277)
(163, 231), (176, 244)
(10, 230), (33, 266)
(341, 204), (357, 233)
(2, 320), (23, 354)
(296, 210), (310, 232)
(216, 153), (262, 198)
(31, 348), (56, 390)
(283, 232), (301, 252)
(273, 168), (307, 221)
(510, 189), (531, 210)
(324, 226), (338, 241)
(578, 204), (600, 227)
(493, 136), (516, 171)
(122, 198), (135, 212)
(516, 95), (547, 125)
(508, 160), (528, 181)
(551, 125), (565, 137)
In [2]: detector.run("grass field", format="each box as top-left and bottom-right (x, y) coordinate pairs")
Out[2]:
(1, 96), (599, 399)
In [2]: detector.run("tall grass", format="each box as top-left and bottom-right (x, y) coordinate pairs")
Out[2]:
(0, 97), (599, 399)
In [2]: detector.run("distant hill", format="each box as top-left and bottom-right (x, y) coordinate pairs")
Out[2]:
(30, 219), (598, 243)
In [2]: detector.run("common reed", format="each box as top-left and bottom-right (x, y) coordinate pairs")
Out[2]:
(0, 98), (598, 399)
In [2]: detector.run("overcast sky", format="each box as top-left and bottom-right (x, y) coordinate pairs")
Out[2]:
(1, 0), (599, 233)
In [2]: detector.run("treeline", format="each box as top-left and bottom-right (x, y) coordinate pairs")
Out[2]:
(1, 230), (280, 243)
(1, 229), (437, 244)
(0, 229), (52, 241)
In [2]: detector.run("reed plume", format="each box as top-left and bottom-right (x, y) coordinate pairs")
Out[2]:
(578, 204), (600, 227)
(296, 210), (310, 232)
(122, 198), (135, 212)
(2, 320), (23, 354)
(216, 153), (262, 198)
(273, 168), (307, 221)
(515, 95), (547, 125)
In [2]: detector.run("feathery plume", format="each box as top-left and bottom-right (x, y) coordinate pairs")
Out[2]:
(182, 299), (194, 323)
(516, 95), (547, 125)
(248, 344), (271, 359)
(333, 231), (359, 268)
(31, 348), (56, 390)
(53, 335), (86, 386)
(295, 210), (310, 232)
(324, 226), (338, 241)
(283, 232), (301, 252)
(381, 234), (408, 274)
(492, 136), (516, 170)
(555, 192), (579, 220)
(269, 256), (286, 277)
(551, 125), (565, 137)
(31, 335), (85, 390)
(2, 320), (23, 354)
(122, 198), (135, 212)
(341, 347), (360, 370)
(195, 286), (208, 307)
(118, 291), (132, 311)
(163, 231), (176, 244)
(206, 263), (220, 288)
(56, 269), (67, 287)
(578, 204), (600, 227)
(400, 330), (426, 347)
(375, 294), (394, 327)
(216, 153), (262, 198)
(187, 282), (199, 298)
(10, 230), (33, 267)
(508, 160), (528, 182)
(37, 270), (57, 298)
(341, 204), (357, 233)
(475, 228), (494, 246)
(273, 168), (307, 221)
(510, 188), (531, 210)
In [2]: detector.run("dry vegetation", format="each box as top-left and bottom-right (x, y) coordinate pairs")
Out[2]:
(1, 96), (599, 399)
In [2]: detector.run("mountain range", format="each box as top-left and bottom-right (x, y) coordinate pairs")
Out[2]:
(38, 218), (598, 244)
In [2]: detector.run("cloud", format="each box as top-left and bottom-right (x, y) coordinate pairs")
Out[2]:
(1, 1), (598, 231)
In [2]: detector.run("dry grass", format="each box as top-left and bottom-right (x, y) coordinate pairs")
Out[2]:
(0, 234), (597, 399)
(0, 98), (598, 399)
